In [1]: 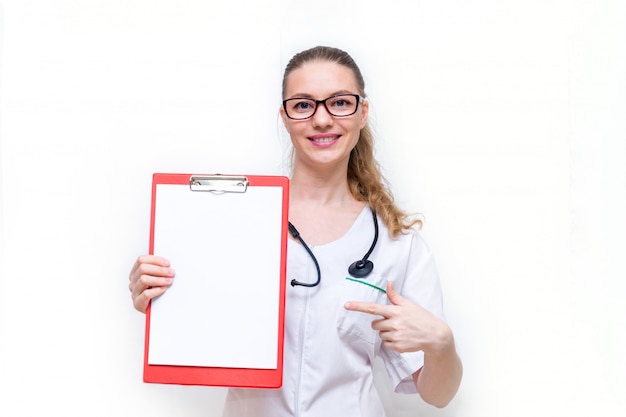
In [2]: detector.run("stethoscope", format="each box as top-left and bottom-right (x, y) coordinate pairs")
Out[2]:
(288, 208), (379, 287)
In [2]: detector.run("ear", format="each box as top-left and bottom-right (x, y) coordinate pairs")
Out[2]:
(279, 106), (291, 134)
(359, 99), (369, 129)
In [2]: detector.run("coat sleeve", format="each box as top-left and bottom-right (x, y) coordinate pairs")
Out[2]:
(379, 230), (446, 394)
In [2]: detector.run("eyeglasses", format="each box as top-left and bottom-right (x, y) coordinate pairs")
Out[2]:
(282, 94), (362, 120)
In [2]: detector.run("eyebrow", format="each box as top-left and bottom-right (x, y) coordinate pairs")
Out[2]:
(285, 90), (357, 100)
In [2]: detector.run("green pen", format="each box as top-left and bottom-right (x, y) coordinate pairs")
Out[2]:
(345, 277), (387, 294)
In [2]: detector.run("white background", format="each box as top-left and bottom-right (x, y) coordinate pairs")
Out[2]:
(1, 1), (624, 416)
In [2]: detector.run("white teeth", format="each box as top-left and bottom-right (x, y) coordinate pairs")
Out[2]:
(310, 136), (338, 143)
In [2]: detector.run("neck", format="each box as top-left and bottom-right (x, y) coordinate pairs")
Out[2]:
(290, 162), (354, 207)
(287, 159), (367, 246)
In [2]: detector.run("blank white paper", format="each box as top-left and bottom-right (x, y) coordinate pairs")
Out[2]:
(148, 183), (284, 369)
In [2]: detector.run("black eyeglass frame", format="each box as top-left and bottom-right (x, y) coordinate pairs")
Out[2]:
(282, 94), (363, 120)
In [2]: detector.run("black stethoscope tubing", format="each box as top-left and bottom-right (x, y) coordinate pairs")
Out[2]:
(288, 222), (322, 287)
(289, 208), (379, 287)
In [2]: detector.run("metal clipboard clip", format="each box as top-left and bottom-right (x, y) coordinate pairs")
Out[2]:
(189, 175), (249, 193)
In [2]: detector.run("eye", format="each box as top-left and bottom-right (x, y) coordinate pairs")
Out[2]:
(290, 99), (315, 113)
(329, 95), (355, 109)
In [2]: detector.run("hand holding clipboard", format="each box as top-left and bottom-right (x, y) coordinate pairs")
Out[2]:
(129, 255), (175, 313)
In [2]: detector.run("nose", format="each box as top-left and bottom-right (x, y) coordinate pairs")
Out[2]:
(311, 102), (333, 127)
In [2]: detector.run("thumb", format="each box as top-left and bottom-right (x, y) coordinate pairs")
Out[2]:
(386, 281), (406, 306)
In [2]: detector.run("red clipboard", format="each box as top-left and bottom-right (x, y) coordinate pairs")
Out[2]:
(143, 173), (289, 388)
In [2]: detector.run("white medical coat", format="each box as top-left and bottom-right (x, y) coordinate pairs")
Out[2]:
(223, 206), (445, 417)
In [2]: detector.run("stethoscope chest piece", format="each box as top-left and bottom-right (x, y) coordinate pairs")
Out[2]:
(348, 259), (374, 278)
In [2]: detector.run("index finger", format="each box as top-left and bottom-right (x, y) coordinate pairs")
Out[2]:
(130, 255), (171, 276)
(344, 301), (392, 318)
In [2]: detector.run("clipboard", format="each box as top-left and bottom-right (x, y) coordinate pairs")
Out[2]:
(143, 173), (289, 388)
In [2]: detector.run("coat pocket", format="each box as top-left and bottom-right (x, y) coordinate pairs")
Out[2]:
(337, 275), (389, 344)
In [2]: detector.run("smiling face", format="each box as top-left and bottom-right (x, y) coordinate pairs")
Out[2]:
(280, 60), (369, 173)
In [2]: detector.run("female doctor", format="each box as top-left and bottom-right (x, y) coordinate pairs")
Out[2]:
(128, 45), (462, 416)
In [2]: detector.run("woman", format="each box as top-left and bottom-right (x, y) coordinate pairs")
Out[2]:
(129, 46), (462, 416)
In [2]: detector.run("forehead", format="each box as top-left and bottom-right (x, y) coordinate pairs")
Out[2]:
(284, 60), (360, 98)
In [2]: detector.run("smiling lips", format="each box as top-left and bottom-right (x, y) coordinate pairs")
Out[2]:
(308, 134), (340, 146)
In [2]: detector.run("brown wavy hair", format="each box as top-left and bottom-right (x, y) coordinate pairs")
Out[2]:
(282, 46), (421, 237)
